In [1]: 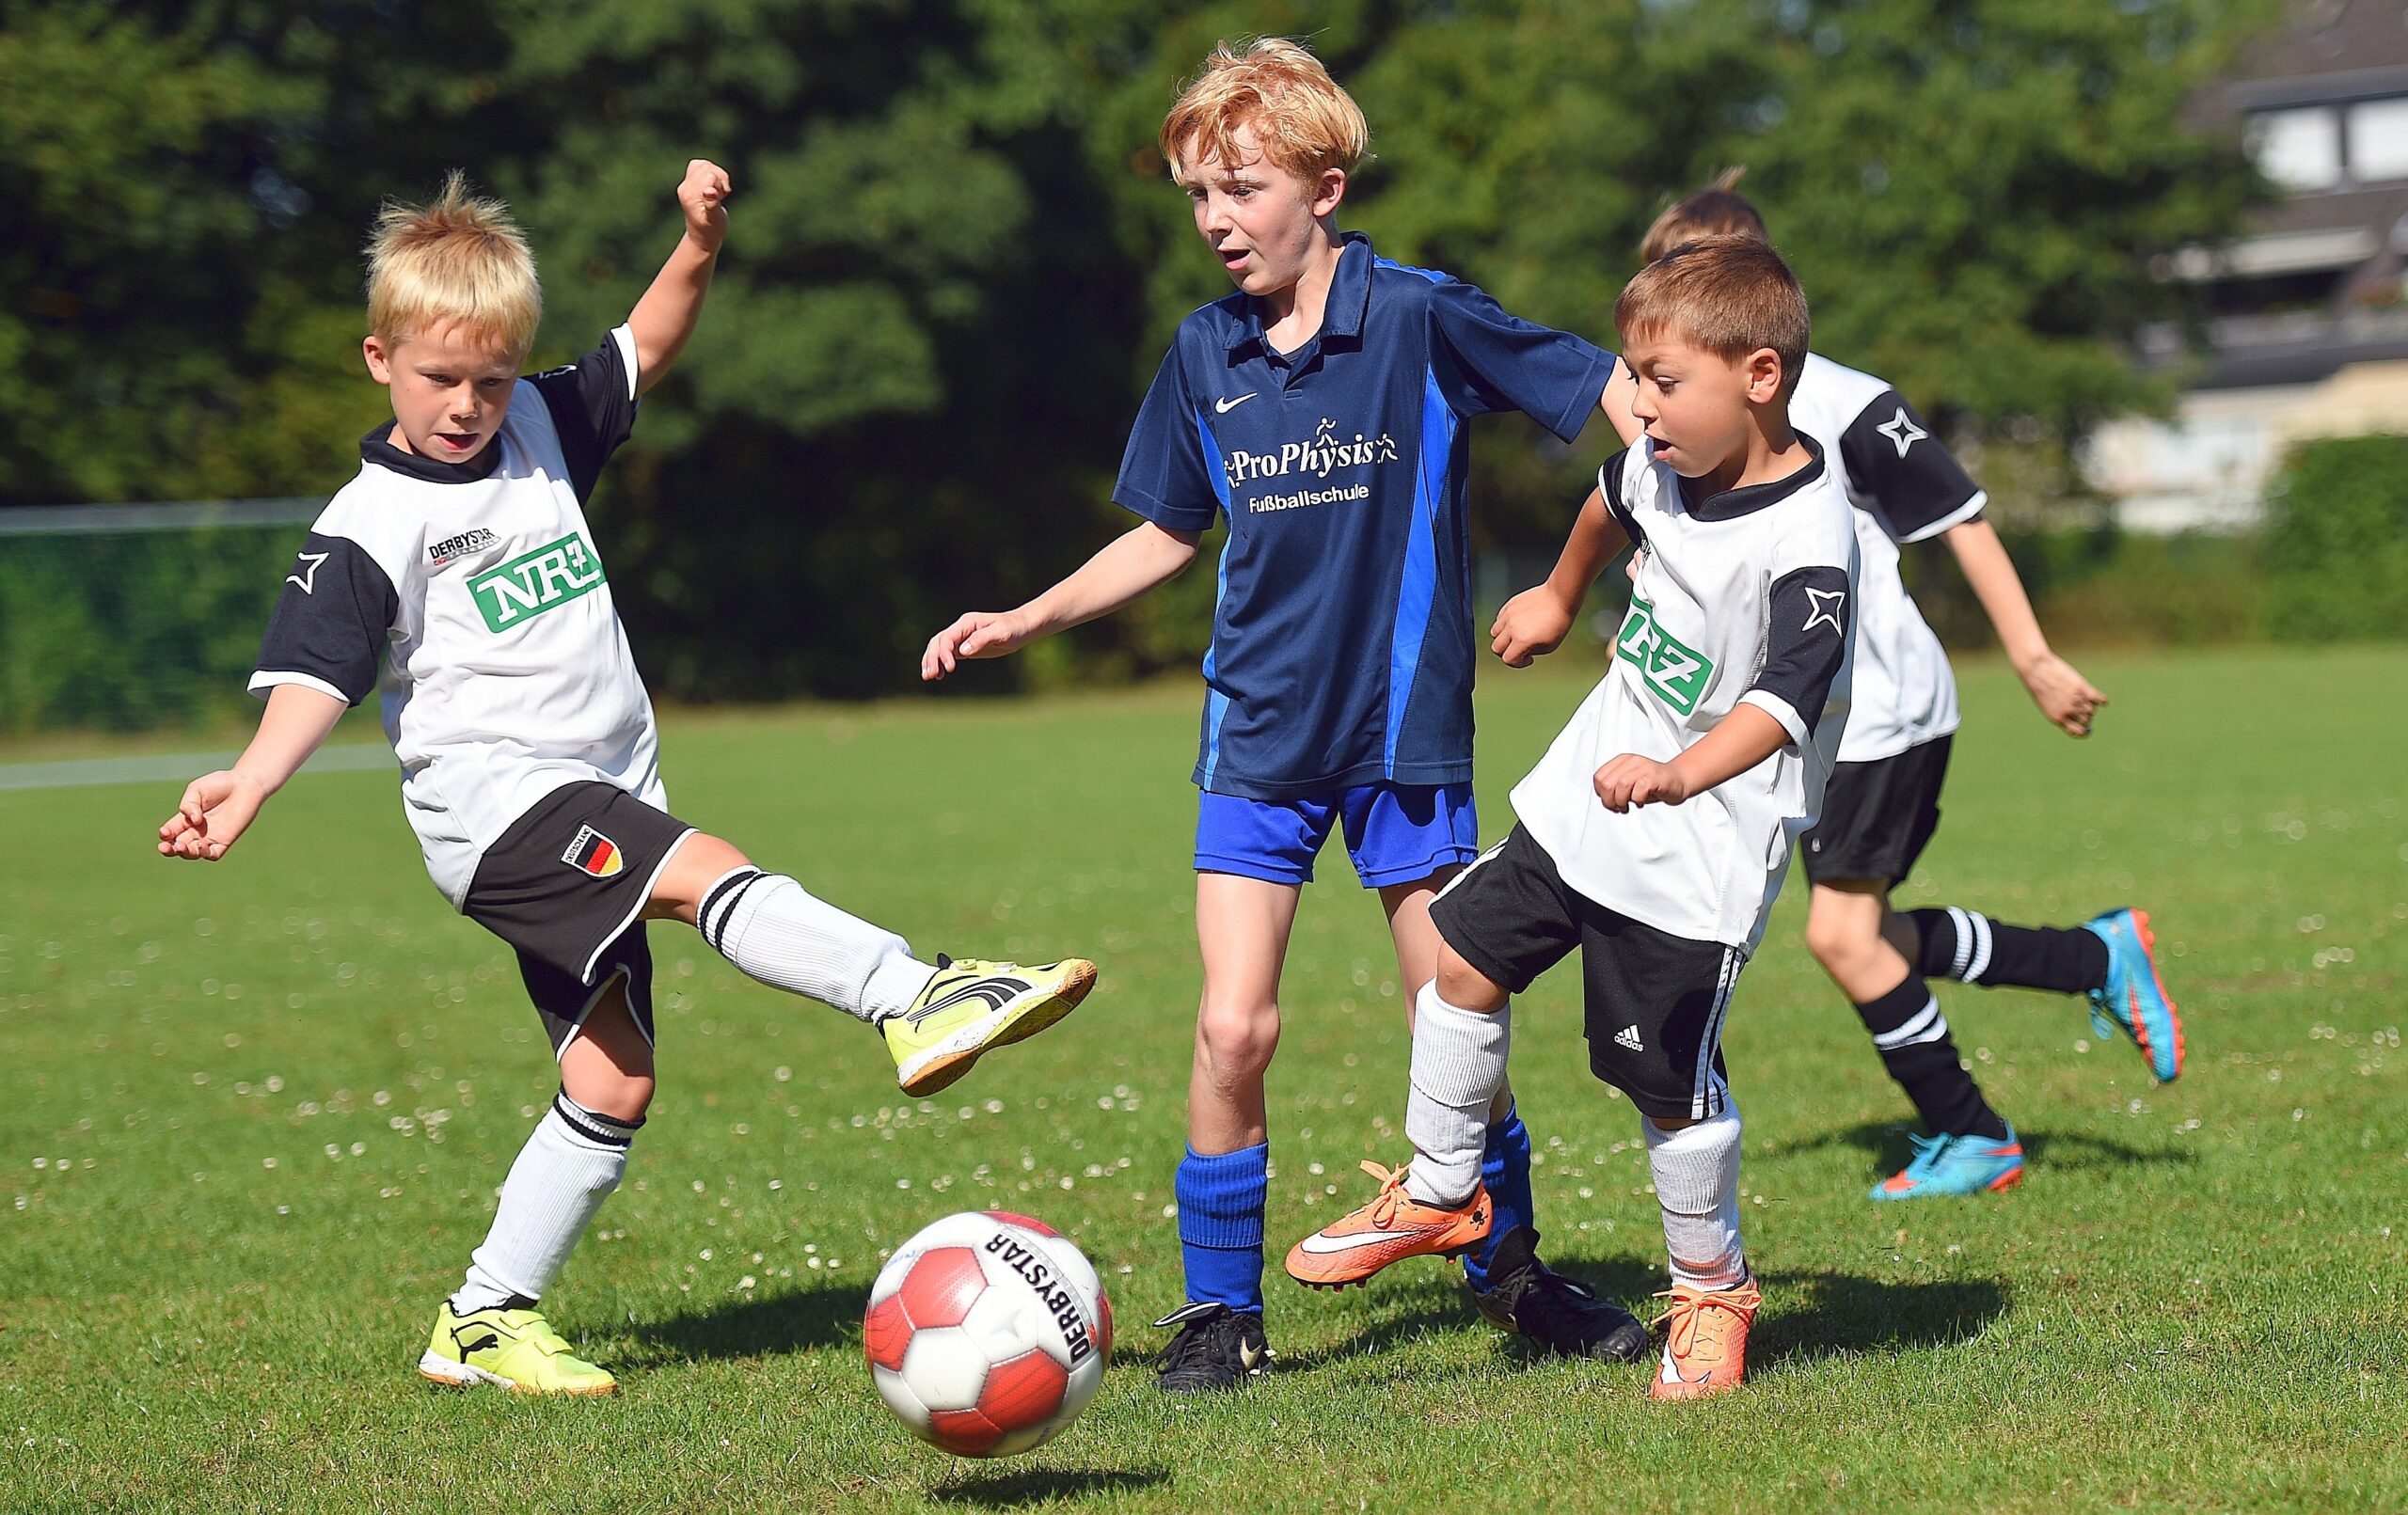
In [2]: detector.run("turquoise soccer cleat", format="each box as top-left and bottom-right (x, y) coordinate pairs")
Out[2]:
(1869, 1128), (2025, 1201)
(2083, 907), (2184, 1082)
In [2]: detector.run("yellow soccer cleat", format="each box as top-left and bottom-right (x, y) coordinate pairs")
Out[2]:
(885, 955), (1097, 1097)
(419, 1302), (617, 1396)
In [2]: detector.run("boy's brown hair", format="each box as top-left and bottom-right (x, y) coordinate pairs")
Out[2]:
(1638, 167), (1769, 264)
(366, 171), (543, 356)
(1615, 233), (1809, 396)
(1159, 38), (1370, 184)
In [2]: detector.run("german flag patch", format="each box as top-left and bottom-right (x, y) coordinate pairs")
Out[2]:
(562, 824), (624, 878)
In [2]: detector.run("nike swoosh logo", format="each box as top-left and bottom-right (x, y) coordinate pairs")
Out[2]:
(1213, 393), (1257, 414)
(1293, 1226), (1427, 1255)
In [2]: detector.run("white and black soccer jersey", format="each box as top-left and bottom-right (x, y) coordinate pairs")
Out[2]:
(1510, 439), (1860, 951)
(1787, 354), (1987, 763)
(250, 326), (663, 907)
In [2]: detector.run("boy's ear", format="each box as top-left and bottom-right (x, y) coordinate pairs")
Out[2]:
(1311, 166), (1347, 219)
(1744, 347), (1784, 404)
(362, 335), (395, 387)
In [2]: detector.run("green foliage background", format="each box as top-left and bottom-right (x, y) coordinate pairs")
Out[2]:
(2, 0), (2288, 727)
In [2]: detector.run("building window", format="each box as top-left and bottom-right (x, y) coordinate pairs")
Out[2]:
(2347, 98), (2408, 182)
(2251, 107), (2342, 190)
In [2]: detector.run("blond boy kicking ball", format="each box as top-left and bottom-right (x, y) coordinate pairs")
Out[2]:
(159, 162), (1093, 1395)
(1290, 237), (1859, 1400)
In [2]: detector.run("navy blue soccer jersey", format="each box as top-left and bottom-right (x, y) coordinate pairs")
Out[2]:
(1114, 232), (1615, 800)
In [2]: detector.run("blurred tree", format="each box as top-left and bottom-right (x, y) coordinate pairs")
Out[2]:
(0, 0), (2279, 716)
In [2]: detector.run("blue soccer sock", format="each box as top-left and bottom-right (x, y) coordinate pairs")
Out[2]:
(1176, 1144), (1269, 1314)
(1462, 1104), (1535, 1290)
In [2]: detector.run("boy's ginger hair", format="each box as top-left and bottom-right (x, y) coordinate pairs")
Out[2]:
(1616, 233), (1809, 397)
(1639, 167), (1770, 264)
(367, 171), (543, 356)
(1160, 38), (1369, 184)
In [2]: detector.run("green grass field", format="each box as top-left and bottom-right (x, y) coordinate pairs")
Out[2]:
(3, 646), (2401, 1512)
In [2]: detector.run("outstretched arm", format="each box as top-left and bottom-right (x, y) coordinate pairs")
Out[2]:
(1491, 484), (1632, 667)
(628, 159), (731, 395)
(922, 521), (1201, 680)
(1943, 517), (2106, 737)
(157, 685), (347, 860)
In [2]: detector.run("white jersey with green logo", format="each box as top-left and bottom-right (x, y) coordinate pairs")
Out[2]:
(1510, 437), (1859, 950)
(250, 326), (660, 907)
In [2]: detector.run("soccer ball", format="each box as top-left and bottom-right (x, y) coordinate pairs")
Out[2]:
(863, 1210), (1112, 1458)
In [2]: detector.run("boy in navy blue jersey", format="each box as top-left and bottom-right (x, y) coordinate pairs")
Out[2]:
(924, 39), (1644, 1389)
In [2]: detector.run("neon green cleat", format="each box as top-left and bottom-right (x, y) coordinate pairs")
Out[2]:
(885, 955), (1097, 1097)
(419, 1302), (617, 1396)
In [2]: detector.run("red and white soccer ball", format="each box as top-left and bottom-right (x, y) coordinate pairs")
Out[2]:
(863, 1210), (1112, 1458)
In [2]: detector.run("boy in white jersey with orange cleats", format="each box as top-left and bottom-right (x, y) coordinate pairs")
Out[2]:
(1290, 237), (1859, 1401)
(1627, 177), (2182, 1203)
(157, 164), (1093, 1395)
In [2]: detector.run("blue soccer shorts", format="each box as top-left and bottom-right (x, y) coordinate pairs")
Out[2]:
(1195, 781), (1480, 888)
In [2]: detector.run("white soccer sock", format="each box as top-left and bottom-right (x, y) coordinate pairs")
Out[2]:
(1643, 1103), (1748, 1291)
(452, 1092), (639, 1314)
(696, 868), (937, 1024)
(1403, 983), (1511, 1207)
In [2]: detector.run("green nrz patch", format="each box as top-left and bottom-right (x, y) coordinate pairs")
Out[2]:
(467, 533), (607, 632)
(1614, 596), (1713, 714)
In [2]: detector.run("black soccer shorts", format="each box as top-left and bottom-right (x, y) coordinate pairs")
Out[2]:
(463, 781), (697, 1053)
(1800, 734), (1953, 887)
(1430, 825), (1746, 1122)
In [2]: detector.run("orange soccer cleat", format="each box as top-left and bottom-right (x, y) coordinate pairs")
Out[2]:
(1283, 1160), (1491, 1289)
(1647, 1276), (1762, 1402)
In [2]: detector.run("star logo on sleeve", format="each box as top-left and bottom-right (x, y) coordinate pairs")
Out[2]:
(1802, 587), (1847, 635)
(286, 551), (329, 593)
(1875, 406), (1926, 458)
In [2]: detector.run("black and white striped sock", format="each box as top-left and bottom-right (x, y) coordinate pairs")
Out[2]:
(1854, 976), (2008, 1141)
(696, 867), (935, 1024)
(1907, 907), (2108, 996)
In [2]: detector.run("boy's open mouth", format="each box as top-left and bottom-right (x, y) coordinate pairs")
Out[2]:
(1217, 245), (1251, 271)
(432, 431), (482, 454)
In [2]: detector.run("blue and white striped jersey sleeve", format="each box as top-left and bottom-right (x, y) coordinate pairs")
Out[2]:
(1425, 280), (1616, 443)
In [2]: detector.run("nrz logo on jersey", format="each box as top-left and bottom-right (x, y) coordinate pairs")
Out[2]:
(1220, 416), (1400, 491)
(467, 533), (607, 631)
(1615, 597), (1715, 715)
(427, 528), (498, 567)
(561, 825), (624, 877)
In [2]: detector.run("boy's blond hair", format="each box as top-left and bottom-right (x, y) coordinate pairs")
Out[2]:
(366, 171), (542, 356)
(1615, 234), (1809, 397)
(1160, 38), (1369, 184)
(1638, 167), (1770, 264)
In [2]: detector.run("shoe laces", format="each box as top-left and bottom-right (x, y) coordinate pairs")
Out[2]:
(1154, 1304), (1243, 1371)
(1355, 1160), (1415, 1225)
(1898, 1130), (1954, 1179)
(1650, 1284), (1753, 1360)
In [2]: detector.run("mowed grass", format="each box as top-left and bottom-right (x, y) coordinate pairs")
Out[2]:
(2, 645), (2402, 1513)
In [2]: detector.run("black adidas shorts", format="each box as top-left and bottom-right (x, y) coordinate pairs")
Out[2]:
(464, 781), (696, 1053)
(1430, 826), (1746, 1122)
(1800, 734), (1952, 887)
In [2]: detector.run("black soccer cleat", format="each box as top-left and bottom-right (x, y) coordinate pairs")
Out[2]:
(1469, 1226), (1650, 1363)
(1152, 1301), (1275, 1393)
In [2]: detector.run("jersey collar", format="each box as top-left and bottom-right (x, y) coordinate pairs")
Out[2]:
(1222, 230), (1375, 358)
(360, 421), (505, 484)
(1674, 434), (1827, 521)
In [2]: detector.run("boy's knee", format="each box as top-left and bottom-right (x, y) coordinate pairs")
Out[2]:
(562, 1066), (654, 1125)
(1434, 946), (1509, 1013)
(1195, 998), (1279, 1079)
(1802, 911), (1867, 971)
